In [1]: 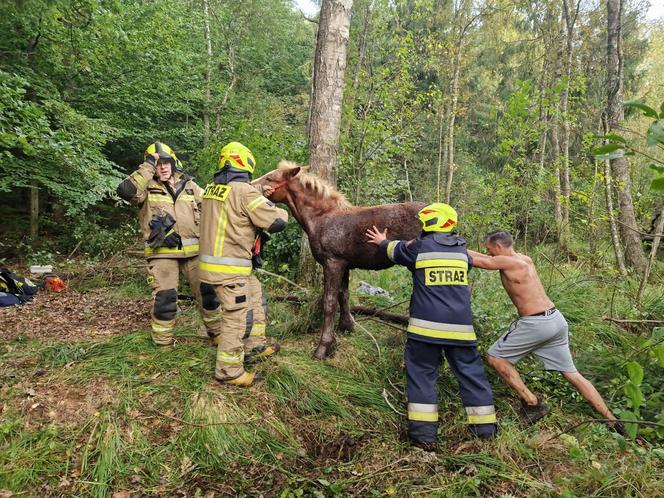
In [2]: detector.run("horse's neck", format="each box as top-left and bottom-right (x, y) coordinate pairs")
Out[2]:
(287, 186), (339, 237)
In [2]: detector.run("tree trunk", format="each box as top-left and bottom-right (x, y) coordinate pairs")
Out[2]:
(559, 0), (580, 251)
(606, 0), (647, 273)
(602, 115), (627, 275)
(30, 185), (39, 241)
(298, 0), (354, 283)
(636, 204), (664, 306)
(443, 44), (461, 204)
(202, 0), (212, 144)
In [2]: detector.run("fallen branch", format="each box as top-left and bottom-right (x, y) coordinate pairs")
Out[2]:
(352, 316), (381, 360)
(142, 406), (265, 427)
(382, 388), (406, 416)
(362, 316), (409, 333)
(603, 317), (664, 325)
(351, 305), (408, 325)
(255, 268), (310, 293)
(542, 418), (664, 445)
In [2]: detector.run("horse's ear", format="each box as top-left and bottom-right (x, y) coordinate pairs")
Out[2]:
(283, 166), (301, 179)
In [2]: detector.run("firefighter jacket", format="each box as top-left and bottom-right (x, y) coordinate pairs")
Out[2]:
(198, 177), (288, 284)
(117, 162), (203, 259)
(378, 232), (476, 346)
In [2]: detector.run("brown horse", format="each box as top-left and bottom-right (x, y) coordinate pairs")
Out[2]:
(253, 161), (424, 359)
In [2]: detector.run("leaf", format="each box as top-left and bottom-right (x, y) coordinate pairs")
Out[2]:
(652, 176), (664, 191)
(624, 381), (644, 410)
(626, 361), (644, 385)
(653, 327), (664, 341)
(593, 143), (622, 155)
(620, 410), (639, 439)
(604, 133), (626, 143)
(647, 120), (664, 146)
(653, 344), (664, 368)
(624, 100), (659, 118)
(649, 164), (664, 174)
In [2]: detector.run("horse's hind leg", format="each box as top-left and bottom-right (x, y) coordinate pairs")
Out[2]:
(337, 268), (353, 333)
(314, 260), (344, 360)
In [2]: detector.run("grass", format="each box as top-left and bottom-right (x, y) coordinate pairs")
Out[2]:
(0, 251), (663, 496)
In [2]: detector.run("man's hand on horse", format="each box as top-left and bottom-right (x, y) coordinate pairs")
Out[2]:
(366, 225), (388, 245)
(261, 185), (275, 198)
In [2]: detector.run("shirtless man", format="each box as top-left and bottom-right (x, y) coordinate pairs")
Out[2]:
(469, 230), (623, 432)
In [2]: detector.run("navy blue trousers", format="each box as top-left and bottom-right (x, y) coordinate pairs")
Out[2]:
(405, 338), (497, 443)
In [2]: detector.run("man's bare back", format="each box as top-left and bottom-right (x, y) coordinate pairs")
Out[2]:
(468, 249), (554, 316)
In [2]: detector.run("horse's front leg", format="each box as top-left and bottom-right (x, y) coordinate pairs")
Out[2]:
(337, 268), (353, 333)
(313, 260), (345, 360)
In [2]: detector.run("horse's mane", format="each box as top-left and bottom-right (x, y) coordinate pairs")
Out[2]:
(278, 161), (352, 208)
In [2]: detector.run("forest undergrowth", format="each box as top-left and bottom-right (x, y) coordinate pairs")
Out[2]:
(1, 248), (663, 497)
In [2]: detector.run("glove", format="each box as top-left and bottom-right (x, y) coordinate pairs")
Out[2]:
(147, 212), (181, 249)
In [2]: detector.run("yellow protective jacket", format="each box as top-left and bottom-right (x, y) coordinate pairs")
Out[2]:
(198, 180), (288, 283)
(117, 162), (203, 259)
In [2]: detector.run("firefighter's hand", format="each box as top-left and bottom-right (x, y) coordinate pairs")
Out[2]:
(365, 225), (388, 245)
(146, 152), (160, 168)
(262, 185), (275, 198)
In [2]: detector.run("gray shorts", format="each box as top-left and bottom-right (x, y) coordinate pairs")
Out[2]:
(487, 310), (577, 373)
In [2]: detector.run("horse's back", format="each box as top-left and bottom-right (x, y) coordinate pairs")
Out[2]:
(317, 202), (425, 269)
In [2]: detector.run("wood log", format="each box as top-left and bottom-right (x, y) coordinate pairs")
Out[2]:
(351, 305), (408, 325)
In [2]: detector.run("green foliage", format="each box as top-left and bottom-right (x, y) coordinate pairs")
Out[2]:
(593, 99), (664, 191)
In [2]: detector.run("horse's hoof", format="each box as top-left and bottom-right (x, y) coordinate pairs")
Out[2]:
(337, 321), (354, 334)
(313, 342), (337, 360)
(313, 345), (327, 360)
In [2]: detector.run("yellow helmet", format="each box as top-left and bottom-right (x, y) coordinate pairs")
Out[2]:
(417, 203), (458, 233)
(144, 142), (176, 166)
(219, 142), (256, 174)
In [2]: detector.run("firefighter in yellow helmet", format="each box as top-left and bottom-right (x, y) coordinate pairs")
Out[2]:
(199, 142), (288, 386)
(116, 142), (221, 345)
(366, 203), (497, 451)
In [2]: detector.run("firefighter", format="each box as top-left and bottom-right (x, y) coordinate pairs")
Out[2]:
(366, 203), (496, 451)
(116, 142), (221, 345)
(199, 142), (288, 386)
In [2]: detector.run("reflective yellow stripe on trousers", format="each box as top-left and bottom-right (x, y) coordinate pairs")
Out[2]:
(465, 405), (496, 424)
(144, 238), (199, 256)
(408, 403), (439, 422)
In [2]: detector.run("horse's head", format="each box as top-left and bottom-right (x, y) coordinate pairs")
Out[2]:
(252, 162), (305, 203)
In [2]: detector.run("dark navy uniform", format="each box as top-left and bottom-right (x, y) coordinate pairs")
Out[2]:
(379, 232), (496, 443)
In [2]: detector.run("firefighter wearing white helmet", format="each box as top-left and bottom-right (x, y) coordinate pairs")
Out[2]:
(198, 142), (288, 386)
(366, 203), (497, 451)
(116, 142), (221, 346)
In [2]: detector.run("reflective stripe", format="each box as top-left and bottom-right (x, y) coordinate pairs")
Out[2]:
(131, 171), (148, 188)
(181, 238), (199, 247)
(247, 196), (268, 212)
(198, 262), (252, 275)
(416, 252), (468, 263)
(199, 254), (252, 267)
(407, 318), (476, 341)
(214, 205), (229, 256)
(144, 245), (199, 256)
(151, 322), (173, 332)
(179, 194), (196, 202)
(249, 324), (266, 336)
(465, 405), (495, 416)
(217, 351), (243, 364)
(467, 413), (497, 424)
(408, 403), (439, 422)
(387, 240), (399, 262)
(148, 194), (174, 204)
(415, 259), (467, 269)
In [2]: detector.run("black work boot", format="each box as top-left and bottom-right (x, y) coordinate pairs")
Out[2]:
(410, 438), (438, 452)
(245, 343), (281, 364)
(519, 397), (550, 425)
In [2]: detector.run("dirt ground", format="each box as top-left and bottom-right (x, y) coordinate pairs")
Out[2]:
(0, 288), (150, 342)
